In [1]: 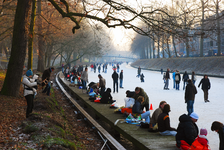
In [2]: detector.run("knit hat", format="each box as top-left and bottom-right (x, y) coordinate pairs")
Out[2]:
(190, 112), (199, 120)
(163, 104), (170, 113)
(26, 69), (33, 77)
(200, 128), (207, 136)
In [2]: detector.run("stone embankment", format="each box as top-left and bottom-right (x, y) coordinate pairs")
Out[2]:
(131, 57), (224, 78)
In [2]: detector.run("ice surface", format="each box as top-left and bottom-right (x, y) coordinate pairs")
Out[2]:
(88, 62), (222, 149)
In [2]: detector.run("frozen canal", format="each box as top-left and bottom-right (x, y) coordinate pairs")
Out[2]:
(87, 62), (223, 149)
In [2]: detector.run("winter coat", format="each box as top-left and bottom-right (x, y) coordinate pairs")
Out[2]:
(101, 89), (113, 104)
(112, 71), (119, 81)
(197, 135), (209, 147)
(185, 83), (197, 101)
(176, 114), (199, 146)
(22, 75), (37, 96)
(132, 88), (149, 106)
(158, 112), (176, 132)
(182, 72), (189, 82)
(132, 101), (143, 114)
(99, 77), (106, 88)
(81, 71), (88, 82)
(172, 72), (176, 80)
(151, 107), (163, 125)
(175, 72), (181, 83)
(165, 70), (170, 79)
(120, 72), (123, 80)
(42, 68), (52, 86)
(198, 78), (211, 90)
(218, 126), (224, 150)
(137, 67), (141, 75)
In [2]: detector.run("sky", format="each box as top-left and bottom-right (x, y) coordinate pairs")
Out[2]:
(87, 62), (223, 149)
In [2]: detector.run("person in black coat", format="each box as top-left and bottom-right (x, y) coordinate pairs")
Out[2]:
(182, 71), (189, 90)
(164, 68), (170, 90)
(100, 88), (113, 104)
(211, 121), (224, 150)
(198, 75), (211, 102)
(176, 112), (199, 148)
(185, 79), (197, 115)
(157, 104), (177, 136)
(119, 70), (123, 88)
(112, 70), (119, 93)
(175, 70), (181, 90)
(42, 67), (54, 96)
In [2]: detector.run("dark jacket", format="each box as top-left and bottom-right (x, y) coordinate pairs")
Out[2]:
(198, 78), (211, 90)
(182, 72), (189, 82)
(101, 88), (113, 104)
(42, 68), (52, 86)
(157, 112), (176, 132)
(185, 83), (197, 101)
(176, 114), (199, 146)
(132, 88), (149, 105)
(175, 72), (181, 83)
(132, 101), (143, 114)
(165, 70), (170, 79)
(99, 77), (106, 88)
(120, 72), (123, 80)
(126, 91), (135, 97)
(218, 126), (224, 150)
(112, 71), (119, 81)
(137, 67), (141, 75)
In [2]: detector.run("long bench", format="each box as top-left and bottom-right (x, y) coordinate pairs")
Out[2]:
(58, 72), (179, 150)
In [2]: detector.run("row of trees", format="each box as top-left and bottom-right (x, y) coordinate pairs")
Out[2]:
(130, 0), (224, 59)
(0, 0), (223, 96)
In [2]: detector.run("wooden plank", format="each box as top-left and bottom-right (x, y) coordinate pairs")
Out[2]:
(56, 73), (126, 150)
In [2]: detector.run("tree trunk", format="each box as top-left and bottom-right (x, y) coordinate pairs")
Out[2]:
(216, 0), (221, 56)
(157, 37), (160, 58)
(172, 35), (178, 57)
(200, 0), (204, 57)
(37, 0), (45, 72)
(149, 38), (152, 59)
(28, 0), (37, 70)
(1, 0), (32, 96)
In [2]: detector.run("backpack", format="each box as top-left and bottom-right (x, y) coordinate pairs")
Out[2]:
(175, 75), (179, 81)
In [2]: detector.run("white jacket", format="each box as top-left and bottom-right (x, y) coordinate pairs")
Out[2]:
(22, 75), (37, 96)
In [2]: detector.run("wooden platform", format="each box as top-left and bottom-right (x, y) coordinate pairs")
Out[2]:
(58, 72), (179, 150)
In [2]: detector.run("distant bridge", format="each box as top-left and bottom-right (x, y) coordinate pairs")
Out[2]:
(102, 55), (138, 60)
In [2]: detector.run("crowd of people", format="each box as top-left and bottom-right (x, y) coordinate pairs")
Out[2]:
(22, 63), (223, 150)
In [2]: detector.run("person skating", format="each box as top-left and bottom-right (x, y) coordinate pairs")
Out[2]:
(185, 79), (197, 115)
(164, 68), (170, 90)
(182, 71), (189, 90)
(120, 70), (124, 88)
(136, 66), (141, 78)
(198, 75), (211, 103)
(140, 73), (145, 82)
(175, 70), (181, 90)
(112, 70), (119, 93)
(172, 70), (176, 89)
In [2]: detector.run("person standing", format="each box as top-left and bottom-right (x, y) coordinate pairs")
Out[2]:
(112, 70), (119, 93)
(175, 70), (181, 90)
(198, 75), (211, 103)
(176, 112), (199, 149)
(133, 87), (149, 111)
(105, 64), (107, 73)
(81, 67), (88, 90)
(140, 73), (145, 82)
(42, 67), (55, 96)
(191, 71), (197, 85)
(211, 121), (224, 150)
(157, 104), (177, 136)
(98, 65), (101, 73)
(98, 74), (106, 96)
(94, 64), (96, 73)
(136, 66), (141, 78)
(185, 79), (197, 115)
(119, 70), (124, 88)
(182, 71), (189, 90)
(22, 69), (38, 118)
(117, 64), (120, 73)
(164, 68), (170, 90)
(172, 70), (176, 89)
